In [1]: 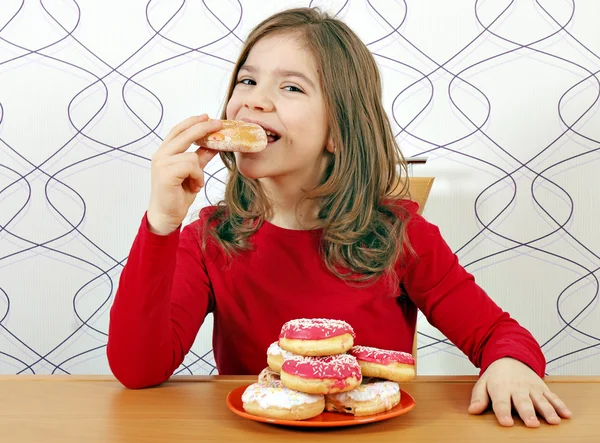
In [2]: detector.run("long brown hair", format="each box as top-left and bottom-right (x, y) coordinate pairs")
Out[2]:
(204, 7), (413, 285)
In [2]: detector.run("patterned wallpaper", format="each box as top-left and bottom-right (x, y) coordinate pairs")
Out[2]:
(0, 0), (598, 376)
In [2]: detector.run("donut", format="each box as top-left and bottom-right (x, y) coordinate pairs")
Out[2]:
(279, 318), (355, 356)
(325, 379), (401, 416)
(195, 120), (267, 153)
(257, 367), (282, 387)
(241, 382), (325, 420)
(348, 345), (415, 383)
(280, 354), (362, 395)
(267, 341), (297, 373)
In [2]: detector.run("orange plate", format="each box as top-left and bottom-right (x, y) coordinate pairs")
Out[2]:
(226, 384), (416, 428)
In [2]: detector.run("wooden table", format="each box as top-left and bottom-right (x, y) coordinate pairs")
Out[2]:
(0, 375), (597, 442)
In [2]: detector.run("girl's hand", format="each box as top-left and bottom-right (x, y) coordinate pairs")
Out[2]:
(147, 115), (222, 235)
(468, 357), (572, 427)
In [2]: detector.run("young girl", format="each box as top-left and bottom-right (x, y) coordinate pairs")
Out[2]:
(107, 7), (571, 428)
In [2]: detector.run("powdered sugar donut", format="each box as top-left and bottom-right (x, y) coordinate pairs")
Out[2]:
(267, 341), (297, 373)
(279, 318), (355, 356)
(325, 379), (401, 416)
(280, 354), (362, 395)
(241, 382), (325, 420)
(348, 345), (415, 383)
(195, 120), (267, 153)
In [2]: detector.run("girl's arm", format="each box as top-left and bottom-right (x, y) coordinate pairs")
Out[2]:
(401, 210), (545, 377)
(106, 212), (214, 389)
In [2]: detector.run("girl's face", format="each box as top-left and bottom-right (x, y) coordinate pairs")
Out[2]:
(226, 33), (333, 187)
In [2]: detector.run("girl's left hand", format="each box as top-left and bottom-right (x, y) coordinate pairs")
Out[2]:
(468, 357), (572, 427)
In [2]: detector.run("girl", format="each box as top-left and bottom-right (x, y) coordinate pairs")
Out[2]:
(107, 7), (571, 428)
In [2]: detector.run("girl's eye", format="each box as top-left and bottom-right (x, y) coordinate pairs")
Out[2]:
(284, 85), (303, 93)
(238, 78), (255, 85)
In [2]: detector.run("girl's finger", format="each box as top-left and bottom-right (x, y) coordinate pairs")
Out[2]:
(162, 114), (208, 145)
(544, 390), (572, 419)
(511, 391), (540, 428)
(468, 378), (490, 415)
(488, 387), (514, 427)
(166, 162), (204, 189)
(531, 392), (561, 425)
(162, 119), (222, 156)
(195, 147), (220, 169)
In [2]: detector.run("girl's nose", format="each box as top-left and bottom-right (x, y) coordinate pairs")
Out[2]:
(244, 87), (274, 112)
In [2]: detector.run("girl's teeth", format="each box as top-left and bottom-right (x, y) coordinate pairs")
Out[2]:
(262, 127), (279, 141)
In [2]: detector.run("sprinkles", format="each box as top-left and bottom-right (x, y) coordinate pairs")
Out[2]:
(282, 354), (362, 380)
(279, 318), (355, 340)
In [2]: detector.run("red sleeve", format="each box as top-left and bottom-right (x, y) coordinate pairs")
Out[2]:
(400, 202), (546, 377)
(106, 212), (215, 389)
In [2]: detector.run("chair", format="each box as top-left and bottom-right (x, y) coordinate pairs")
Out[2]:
(406, 177), (434, 216)
(395, 176), (435, 372)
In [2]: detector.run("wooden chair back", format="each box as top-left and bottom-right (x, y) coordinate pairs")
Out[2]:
(392, 176), (435, 371)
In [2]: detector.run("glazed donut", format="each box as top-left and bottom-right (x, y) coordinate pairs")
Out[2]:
(195, 120), (267, 153)
(325, 379), (400, 416)
(279, 318), (355, 356)
(267, 341), (297, 373)
(241, 382), (325, 421)
(348, 345), (415, 383)
(280, 354), (362, 395)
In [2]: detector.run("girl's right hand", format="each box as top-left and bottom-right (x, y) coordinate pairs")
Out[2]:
(146, 115), (222, 235)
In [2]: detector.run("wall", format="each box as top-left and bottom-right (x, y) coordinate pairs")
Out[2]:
(0, 0), (598, 375)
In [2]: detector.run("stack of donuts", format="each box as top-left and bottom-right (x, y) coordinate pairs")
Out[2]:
(241, 318), (415, 420)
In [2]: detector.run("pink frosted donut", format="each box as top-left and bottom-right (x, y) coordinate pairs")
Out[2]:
(267, 341), (298, 373)
(280, 354), (362, 394)
(348, 345), (415, 383)
(279, 318), (355, 356)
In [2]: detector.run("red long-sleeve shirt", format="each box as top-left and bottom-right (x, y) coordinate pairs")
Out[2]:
(107, 201), (545, 389)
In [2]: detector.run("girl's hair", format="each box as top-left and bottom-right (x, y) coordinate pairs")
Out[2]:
(204, 7), (413, 285)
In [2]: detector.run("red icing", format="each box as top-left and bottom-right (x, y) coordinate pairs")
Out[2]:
(349, 345), (415, 366)
(279, 318), (355, 340)
(282, 354), (362, 380)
